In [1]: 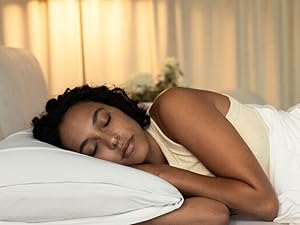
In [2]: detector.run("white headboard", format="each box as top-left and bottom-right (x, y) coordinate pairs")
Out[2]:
(0, 46), (48, 140)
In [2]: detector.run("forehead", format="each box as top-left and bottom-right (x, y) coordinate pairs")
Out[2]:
(68, 101), (108, 114)
(60, 101), (110, 132)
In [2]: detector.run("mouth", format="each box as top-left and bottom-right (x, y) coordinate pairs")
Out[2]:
(121, 135), (134, 159)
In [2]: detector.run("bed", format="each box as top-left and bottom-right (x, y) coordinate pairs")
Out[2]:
(0, 46), (281, 225)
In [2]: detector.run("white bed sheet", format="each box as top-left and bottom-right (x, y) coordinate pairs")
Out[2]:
(230, 215), (284, 225)
(0, 219), (282, 225)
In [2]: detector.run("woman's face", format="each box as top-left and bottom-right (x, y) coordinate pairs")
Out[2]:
(59, 101), (151, 165)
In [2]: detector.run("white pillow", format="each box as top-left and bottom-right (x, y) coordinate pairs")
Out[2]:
(0, 130), (183, 225)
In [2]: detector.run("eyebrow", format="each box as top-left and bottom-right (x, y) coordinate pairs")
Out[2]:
(79, 107), (104, 153)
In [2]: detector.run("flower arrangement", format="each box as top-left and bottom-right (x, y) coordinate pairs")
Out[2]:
(124, 57), (184, 102)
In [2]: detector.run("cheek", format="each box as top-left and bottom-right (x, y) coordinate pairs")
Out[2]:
(95, 150), (121, 164)
(131, 132), (150, 162)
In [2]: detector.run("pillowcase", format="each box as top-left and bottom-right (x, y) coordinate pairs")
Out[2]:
(0, 130), (183, 225)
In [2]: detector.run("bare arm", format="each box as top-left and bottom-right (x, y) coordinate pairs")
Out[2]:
(146, 87), (278, 221)
(134, 197), (229, 225)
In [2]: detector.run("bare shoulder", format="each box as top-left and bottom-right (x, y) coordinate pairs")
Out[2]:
(149, 87), (230, 119)
(151, 87), (230, 114)
(149, 87), (230, 142)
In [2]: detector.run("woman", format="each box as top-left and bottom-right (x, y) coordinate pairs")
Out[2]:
(32, 85), (300, 225)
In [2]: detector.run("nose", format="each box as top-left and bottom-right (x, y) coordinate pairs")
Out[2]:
(111, 134), (120, 150)
(99, 132), (120, 150)
(94, 131), (121, 150)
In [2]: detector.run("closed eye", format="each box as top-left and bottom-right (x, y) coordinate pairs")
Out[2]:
(104, 114), (111, 127)
(92, 140), (100, 156)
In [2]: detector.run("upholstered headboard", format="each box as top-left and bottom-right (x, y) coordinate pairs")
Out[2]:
(0, 46), (48, 140)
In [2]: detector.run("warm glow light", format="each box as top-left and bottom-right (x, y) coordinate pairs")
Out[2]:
(27, 1), (49, 84)
(81, 0), (130, 85)
(47, 0), (84, 95)
(2, 4), (25, 47)
(81, 0), (158, 86)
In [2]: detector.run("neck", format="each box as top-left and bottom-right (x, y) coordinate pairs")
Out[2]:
(144, 132), (167, 164)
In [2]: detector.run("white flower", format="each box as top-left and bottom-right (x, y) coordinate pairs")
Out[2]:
(160, 57), (181, 75)
(158, 57), (183, 85)
(122, 73), (153, 94)
(122, 57), (185, 102)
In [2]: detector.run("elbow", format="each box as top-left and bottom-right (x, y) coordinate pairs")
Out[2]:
(263, 198), (279, 221)
(215, 211), (230, 225)
(258, 194), (279, 221)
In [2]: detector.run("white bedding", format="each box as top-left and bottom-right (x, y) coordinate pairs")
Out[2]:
(230, 215), (282, 225)
(0, 130), (183, 224)
(252, 104), (300, 224)
(0, 130), (287, 225)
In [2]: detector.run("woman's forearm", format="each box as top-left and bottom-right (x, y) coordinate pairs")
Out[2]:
(158, 165), (278, 221)
(134, 197), (229, 225)
(132, 164), (277, 220)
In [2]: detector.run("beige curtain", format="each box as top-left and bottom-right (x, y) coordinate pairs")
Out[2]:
(0, 0), (299, 109)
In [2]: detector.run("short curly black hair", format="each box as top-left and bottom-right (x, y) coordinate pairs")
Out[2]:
(32, 85), (150, 149)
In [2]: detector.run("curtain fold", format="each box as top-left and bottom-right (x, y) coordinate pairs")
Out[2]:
(0, 0), (299, 109)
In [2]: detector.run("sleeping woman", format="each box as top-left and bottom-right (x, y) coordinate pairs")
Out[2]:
(32, 85), (300, 225)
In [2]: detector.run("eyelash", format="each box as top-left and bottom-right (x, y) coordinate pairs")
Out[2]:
(92, 140), (100, 156)
(104, 114), (111, 127)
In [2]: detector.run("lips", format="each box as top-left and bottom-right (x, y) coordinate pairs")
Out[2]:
(122, 135), (134, 159)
